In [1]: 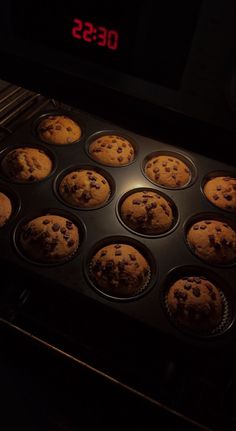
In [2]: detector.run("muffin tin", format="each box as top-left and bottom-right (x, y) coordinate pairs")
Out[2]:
(0, 106), (235, 347)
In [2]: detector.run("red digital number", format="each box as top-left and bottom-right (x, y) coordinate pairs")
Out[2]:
(83, 21), (94, 43)
(72, 18), (83, 39)
(107, 30), (119, 50)
(97, 26), (107, 47)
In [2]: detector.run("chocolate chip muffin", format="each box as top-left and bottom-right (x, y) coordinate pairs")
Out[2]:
(203, 176), (236, 212)
(120, 190), (174, 235)
(166, 276), (223, 332)
(2, 147), (52, 182)
(90, 243), (150, 298)
(88, 134), (135, 166)
(187, 220), (236, 264)
(145, 155), (191, 188)
(59, 169), (111, 208)
(0, 192), (12, 227)
(37, 115), (82, 145)
(20, 215), (79, 263)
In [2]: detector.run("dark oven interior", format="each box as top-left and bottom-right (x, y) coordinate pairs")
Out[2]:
(0, 2), (236, 430)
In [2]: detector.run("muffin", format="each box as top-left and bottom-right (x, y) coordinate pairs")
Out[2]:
(187, 220), (236, 264)
(38, 115), (82, 145)
(145, 155), (191, 188)
(203, 176), (236, 212)
(89, 134), (135, 166)
(0, 192), (12, 227)
(166, 276), (223, 332)
(2, 147), (52, 182)
(90, 243), (150, 298)
(120, 190), (174, 235)
(59, 169), (111, 208)
(20, 215), (79, 263)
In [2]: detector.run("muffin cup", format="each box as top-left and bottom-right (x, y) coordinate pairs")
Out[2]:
(85, 130), (138, 167)
(142, 150), (197, 190)
(201, 170), (236, 213)
(184, 212), (236, 267)
(13, 208), (86, 266)
(84, 236), (157, 302)
(0, 143), (57, 184)
(32, 110), (85, 146)
(54, 164), (116, 210)
(116, 187), (179, 238)
(0, 183), (21, 228)
(160, 266), (235, 338)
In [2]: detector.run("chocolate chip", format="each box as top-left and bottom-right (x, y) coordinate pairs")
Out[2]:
(215, 226), (222, 232)
(224, 194), (232, 201)
(205, 221), (211, 225)
(60, 227), (66, 234)
(162, 162), (167, 167)
(95, 184), (100, 189)
(206, 283), (213, 291)
(213, 194), (219, 200)
(66, 127), (72, 132)
(117, 147), (123, 153)
(63, 234), (70, 240)
(115, 250), (122, 256)
(216, 185), (222, 191)
(174, 289), (187, 301)
(94, 148), (102, 153)
(129, 254), (136, 261)
(173, 165), (178, 171)
(67, 239), (75, 247)
(153, 167), (159, 173)
(187, 277), (194, 282)
(172, 174), (176, 179)
(208, 234), (215, 244)
(72, 174), (77, 179)
(210, 292), (216, 300)
(132, 199), (141, 205)
(202, 304), (211, 316)
(55, 125), (62, 130)
(101, 179), (106, 184)
(142, 198), (148, 204)
(146, 163), (152, 169)
(192, 287), (200, 297)
(84, 192), (91, 201)
(200, 225), (206, 230)
(165, 167), (171, 172)
(106, 260), (114, 270)
(52, 223), (60, 232)
(100, 250), (107, 256)
(193, 225), (199, 230)
(66, 221), (73, 230)
(168, 158), (173, 162)
(118, 156), (123, 162)
(184, 283), (192, 290)
(114, 244), (121, 249)
(194, 277), (201, 284)
(112, 139), (117, 143)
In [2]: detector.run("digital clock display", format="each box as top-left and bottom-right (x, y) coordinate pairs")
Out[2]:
(11, 0), (202, 90)
(71, 18), (119, 51)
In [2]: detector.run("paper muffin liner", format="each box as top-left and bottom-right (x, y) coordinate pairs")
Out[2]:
(163, 287), (231, 338)
(88, 260), (151, 300)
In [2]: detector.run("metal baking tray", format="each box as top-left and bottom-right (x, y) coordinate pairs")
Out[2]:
(0, 106), (235, 351)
